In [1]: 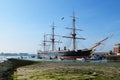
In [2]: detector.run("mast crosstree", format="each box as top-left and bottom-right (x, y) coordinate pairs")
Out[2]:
(44, 22), (61, 52)
(40, 33), (50, 52)
(63, 11), (85, 51)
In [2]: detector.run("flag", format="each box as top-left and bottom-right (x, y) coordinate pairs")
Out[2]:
(61, 17), (64, 20)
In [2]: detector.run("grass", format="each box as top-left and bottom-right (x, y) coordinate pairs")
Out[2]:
(0, 58), (39, 80)
(13, 62), (120, 80)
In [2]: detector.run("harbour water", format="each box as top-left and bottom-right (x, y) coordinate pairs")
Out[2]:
(0, 55), (45, 62)
(0, 55), (108, 63)
(0, 55), (76, 63)
(0, 55), (24, 63)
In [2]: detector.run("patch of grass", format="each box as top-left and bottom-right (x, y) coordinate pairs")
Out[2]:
(14, 62), (120, 80)
(0, 58), (40, 80)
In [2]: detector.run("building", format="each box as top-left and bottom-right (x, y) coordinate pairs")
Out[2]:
(114, 43), (120, 55)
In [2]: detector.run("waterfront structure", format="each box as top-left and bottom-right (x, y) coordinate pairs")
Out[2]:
(114, 43), (120, 55)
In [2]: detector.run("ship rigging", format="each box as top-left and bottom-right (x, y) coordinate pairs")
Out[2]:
(62, 11), (85, 51)
(37, 12), (111, 59)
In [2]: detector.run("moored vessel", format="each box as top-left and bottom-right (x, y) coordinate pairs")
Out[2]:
(37, 12), (110, 60)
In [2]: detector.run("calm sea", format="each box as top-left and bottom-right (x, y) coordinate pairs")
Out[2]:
(0, 55), (107, 63)
(0, 55), (38, 63)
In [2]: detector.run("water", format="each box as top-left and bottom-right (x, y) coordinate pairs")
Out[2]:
(0, 55), (108, 63)
(0, 55), (59, 62)
(0, 55), (32, 63)
(0, 55), (78, 63)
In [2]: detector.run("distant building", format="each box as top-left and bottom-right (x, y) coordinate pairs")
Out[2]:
(114, 43), (120, 55)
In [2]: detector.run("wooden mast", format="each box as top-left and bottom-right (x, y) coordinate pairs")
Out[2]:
(45, 22), (61, 52)
(63, 11), (85, 51)
(51, 22), (55, 51)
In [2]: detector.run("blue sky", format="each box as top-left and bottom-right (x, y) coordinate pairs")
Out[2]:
(0, 0), (120, 54)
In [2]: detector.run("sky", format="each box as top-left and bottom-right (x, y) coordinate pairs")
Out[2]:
(0, 0), (120, 54)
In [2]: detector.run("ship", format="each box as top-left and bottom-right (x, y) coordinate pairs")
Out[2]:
(37, 12), (110, 60)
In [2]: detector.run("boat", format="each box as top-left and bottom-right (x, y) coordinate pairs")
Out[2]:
(37, 12), (110, 60)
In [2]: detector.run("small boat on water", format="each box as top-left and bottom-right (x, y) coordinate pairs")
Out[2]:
(37, 12), (110, 60)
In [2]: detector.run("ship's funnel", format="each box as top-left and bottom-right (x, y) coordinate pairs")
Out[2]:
(58, 47), (60, 51)
(64, 46), (66, 51)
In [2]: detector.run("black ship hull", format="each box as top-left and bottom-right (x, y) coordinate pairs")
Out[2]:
(37, 49), (92, 59)
(37, 12), (109, 60)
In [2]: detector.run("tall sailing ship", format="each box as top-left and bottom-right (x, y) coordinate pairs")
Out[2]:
(37, 12), (109, 60)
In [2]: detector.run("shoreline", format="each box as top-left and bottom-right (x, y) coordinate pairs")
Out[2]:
(1, 58), (120, 80)
(0, 58), (38, 80)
